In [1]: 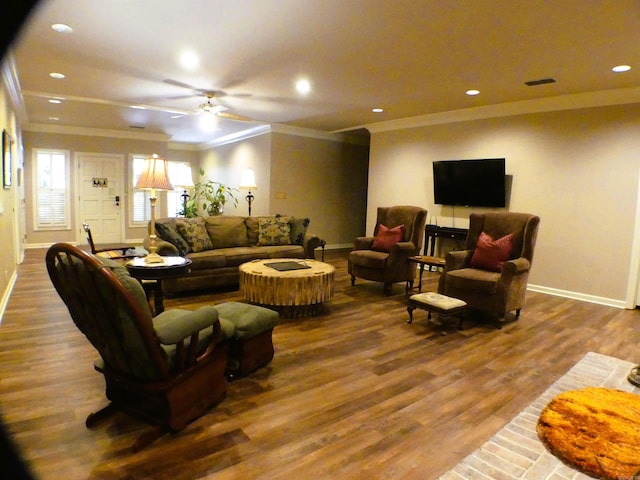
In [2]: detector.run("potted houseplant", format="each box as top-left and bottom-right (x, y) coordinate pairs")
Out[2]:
(184, 169), (239, 217)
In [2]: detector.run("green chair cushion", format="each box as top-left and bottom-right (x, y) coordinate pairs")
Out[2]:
(215, 302), (280, 339)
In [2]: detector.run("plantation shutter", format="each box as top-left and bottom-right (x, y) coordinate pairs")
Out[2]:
(35, 151), (70, 229)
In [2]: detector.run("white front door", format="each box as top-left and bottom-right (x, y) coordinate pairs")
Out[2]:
(77, 152), (125, 244)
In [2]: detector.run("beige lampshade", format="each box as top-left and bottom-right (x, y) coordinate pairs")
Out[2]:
(239, 168), (257, 190)
(135, 154), (174, 191)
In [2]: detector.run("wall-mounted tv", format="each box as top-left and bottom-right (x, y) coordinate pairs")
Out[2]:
(433, 158), (506, 207)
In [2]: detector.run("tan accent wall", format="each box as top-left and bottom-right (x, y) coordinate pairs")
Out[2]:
(368, 104), (640, 303)
(198, 133), (272, 217)
(270, 132), (369, 246)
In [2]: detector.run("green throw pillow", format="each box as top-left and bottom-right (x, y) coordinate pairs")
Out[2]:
(258, 217), (291, 246)
(156, 221), (191, 256)
(176, 217), (213, 252)
(205, 216), (249, 248)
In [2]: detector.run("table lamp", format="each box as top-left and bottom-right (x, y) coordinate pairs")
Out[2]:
(135, 154), (174, 263)
(239, 168), (257, 216)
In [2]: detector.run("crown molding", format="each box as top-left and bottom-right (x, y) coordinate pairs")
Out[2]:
(1, 53), (28, 122)
(365, 86), (640, 134)
(271, 123), (368, 145)
(202, 124), (271, 148)
(22, 122), (171, 142)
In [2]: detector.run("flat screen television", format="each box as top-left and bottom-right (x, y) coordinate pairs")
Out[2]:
(433, 158), (506, 207)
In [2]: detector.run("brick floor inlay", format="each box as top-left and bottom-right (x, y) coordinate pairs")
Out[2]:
(439, 352), (640, 480)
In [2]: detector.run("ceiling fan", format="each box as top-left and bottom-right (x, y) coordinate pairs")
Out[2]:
(198, 93), (254, 122)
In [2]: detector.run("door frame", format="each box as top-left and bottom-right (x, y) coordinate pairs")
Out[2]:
(626, 169), (640, 309)
(74, 152), (126, 245)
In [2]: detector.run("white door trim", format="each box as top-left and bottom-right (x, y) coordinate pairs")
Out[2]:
(626, 168), (640, 309)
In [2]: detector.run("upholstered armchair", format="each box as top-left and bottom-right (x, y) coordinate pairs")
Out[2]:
(348, 206), (428, 294)
(438, 212), (540, 325)
(45, 243), (232, 451)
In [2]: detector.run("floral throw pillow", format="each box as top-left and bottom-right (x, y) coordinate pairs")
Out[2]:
(289, 217), (310, 245)
(155, 221), (191, 256)
(470, 231), (514, 272)
(258, 217), (291, 246)
(175, 217), (213, 253)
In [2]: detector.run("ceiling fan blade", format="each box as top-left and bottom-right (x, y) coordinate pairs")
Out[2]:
(163, 79), (201, 90)
(216, 111), (254, 122)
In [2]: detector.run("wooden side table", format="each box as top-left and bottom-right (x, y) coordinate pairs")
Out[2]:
(407, 255), (446, 292)
(126, 256), (192, 314)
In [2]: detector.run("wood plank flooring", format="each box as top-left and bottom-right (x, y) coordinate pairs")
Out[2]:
(1, 248), (639, 479)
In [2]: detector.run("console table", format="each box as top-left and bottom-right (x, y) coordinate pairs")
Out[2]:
(423, 225), (468, 271)
(423, 225), (468, 256)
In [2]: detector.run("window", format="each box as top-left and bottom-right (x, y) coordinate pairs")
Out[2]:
(130, 155), (152, 225)
(167, 162), (192, 217)
(130, 157), (190, 223)
(33, 149), (70, 230)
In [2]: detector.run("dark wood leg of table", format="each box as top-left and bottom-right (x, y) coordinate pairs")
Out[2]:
(153, 280), (165, 314)
(418, 264), (425, 292)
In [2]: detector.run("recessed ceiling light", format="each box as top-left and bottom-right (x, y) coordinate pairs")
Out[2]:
(49, 72), (65, 79)
(51, 23), (73, 33)
(130, 105), (146, 110)
(48, 117), (60, 121)
(466, 89), (480, 96)
(179, 50), (199, 71)
(48, 99), (62, 104)
(612, 65), (631, 73)
(372, 108), (384, 113)
(295, 79), (311, 95)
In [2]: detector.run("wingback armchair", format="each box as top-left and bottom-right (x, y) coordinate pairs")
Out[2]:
(348, 206), (428, 294)
(46, 243), (232, 450)
(438, 212), (540, 325)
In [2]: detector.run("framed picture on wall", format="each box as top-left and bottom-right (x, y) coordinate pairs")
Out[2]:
(2, 129), (12, 189)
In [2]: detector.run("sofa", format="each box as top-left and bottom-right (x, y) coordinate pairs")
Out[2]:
(144, 214), (323, 295)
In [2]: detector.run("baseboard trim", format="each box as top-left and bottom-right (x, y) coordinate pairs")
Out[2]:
(0, 269), (18, 324)
(527, 283), (627, 309)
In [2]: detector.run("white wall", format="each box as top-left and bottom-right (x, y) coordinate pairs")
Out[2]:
(368, 104), (640, 306)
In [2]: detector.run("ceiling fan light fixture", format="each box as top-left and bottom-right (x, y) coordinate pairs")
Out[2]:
(199, 113), (219, 131)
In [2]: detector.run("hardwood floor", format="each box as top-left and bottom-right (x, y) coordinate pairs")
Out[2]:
(1, 248), (639, 479)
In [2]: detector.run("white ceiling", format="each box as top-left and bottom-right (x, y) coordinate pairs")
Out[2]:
(7, 0), (640, 145)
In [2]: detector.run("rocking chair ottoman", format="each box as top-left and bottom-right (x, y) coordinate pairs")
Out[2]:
(214, 302), (280, 379)
(407, 292), (467, 330)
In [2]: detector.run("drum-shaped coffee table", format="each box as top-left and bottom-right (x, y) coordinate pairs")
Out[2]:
(239, 259), (335, 317)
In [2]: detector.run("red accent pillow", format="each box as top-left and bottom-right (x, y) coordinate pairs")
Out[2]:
(470, 231), (514, 272)
(371, 224), (405, 252)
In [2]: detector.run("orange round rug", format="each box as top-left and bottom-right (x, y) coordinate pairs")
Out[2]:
(537, 387), (640, 479)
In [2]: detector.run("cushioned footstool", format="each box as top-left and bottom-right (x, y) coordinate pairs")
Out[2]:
(407, 292), (467, 330)
(214, 302), (280, 379)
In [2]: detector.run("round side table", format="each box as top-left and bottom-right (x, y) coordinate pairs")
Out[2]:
(126, 256), (191, 314)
